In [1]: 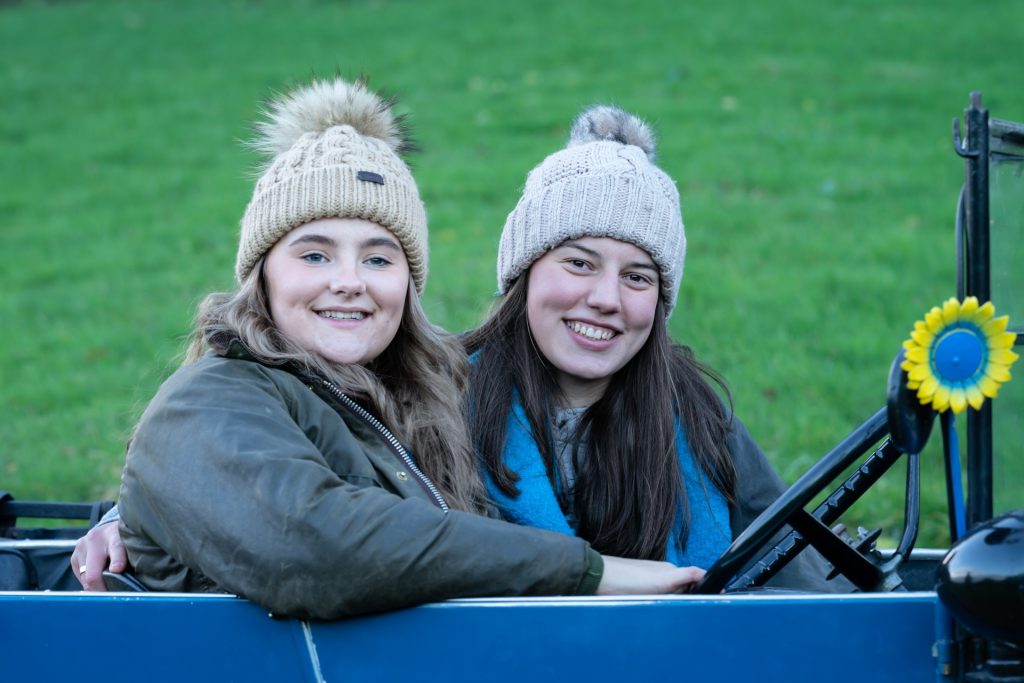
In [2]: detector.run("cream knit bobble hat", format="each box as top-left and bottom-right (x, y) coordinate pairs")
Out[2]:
(497, 105), (686, 313)
(237, 78), (428, 291)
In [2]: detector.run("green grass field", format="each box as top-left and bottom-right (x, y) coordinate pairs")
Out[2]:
(2, 0), (1022, 547)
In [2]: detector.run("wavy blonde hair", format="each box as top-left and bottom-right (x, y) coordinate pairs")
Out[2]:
(183, 258), (487, 514)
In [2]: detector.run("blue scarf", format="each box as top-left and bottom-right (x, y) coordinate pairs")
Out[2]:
(485, 398), (731, 568)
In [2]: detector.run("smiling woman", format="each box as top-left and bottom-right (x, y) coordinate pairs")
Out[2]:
(465, 106), (841, 588)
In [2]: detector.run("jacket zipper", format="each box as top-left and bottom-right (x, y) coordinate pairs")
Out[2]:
(319, 379), (450, 513)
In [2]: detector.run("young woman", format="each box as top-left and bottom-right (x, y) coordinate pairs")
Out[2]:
(89, 78), (706, 617)
(463, 105), (831, 587)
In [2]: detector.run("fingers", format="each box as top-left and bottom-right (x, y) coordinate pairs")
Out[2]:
(71, 539), (106, 591)
(80, 528), (109, 591)
(107, 532), (128, 572)
(70, 539), (88, 589)
(70, 522), (126, 591)
(672, 566), (706, 593)
(596, 556), (708, 595)
(80, 561), (107, 592)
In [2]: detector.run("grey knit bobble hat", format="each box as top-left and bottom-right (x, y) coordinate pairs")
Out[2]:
(237, 78), (428, 291)
(497, 105), (686, 313)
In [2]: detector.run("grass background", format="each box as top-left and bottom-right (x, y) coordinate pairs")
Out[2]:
(2, 0), (1021, 547)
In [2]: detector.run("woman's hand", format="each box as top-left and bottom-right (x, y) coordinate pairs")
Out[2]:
(596, 556), (705, 595)
(70, 522), (127, 591)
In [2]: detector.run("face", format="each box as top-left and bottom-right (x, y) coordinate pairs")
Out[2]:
(263, 217), (410, 365)
(526, 237), (661, 407)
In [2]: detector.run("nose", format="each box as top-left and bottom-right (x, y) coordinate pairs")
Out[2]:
(328, 263), (366, 296)
(585, 271), (622, 313)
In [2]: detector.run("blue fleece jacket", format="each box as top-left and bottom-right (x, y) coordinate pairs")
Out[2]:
(485, 398), (731, 569)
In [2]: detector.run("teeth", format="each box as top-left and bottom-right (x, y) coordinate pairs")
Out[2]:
(319, 311), (366, 320)
(567, 321), (614, 341)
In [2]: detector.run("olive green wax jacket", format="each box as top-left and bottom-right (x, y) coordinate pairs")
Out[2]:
(118, 351), (597, 619)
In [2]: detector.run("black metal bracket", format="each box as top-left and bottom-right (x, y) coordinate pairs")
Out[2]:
(954, 118), (982, 159)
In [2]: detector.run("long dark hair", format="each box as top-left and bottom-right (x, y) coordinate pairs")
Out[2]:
(464, 276), (737, 560)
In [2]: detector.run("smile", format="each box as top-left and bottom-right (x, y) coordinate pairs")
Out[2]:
(318, 310), (367, 320)
(566, 320), (615, 341)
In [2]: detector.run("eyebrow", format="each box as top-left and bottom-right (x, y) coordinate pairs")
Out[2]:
(286, 234), (402, 251)
(288, 234), (336, 248)
(361, 236), (402, 251)
(560, 240), (659, 272)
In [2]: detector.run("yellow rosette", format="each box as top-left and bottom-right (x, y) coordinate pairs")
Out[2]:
(901, 297), (1018, 413)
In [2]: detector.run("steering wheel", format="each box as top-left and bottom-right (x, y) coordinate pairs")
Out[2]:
(694, 351), (932, 594)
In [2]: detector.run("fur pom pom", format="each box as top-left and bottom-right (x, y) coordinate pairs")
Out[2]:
(568, 105), (656, 160)
(251, 77), (412, 159)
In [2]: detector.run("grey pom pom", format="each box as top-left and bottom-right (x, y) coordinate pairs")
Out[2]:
(251, 77), (411, 160)
(568, 105), (656, 160)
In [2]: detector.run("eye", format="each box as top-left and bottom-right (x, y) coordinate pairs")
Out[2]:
(624, 272), (655, 288)
(563, 258), (592, 271)
(364, 255), (393, 267)
(300, 252), (328, 264)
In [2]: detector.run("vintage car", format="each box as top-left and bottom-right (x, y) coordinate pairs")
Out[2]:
(2, 93), (1021, 683)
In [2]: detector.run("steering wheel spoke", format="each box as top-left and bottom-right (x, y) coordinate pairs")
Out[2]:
(788, 510), (883, 590)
